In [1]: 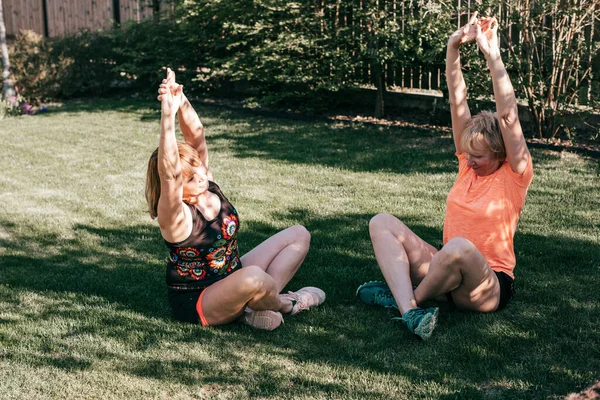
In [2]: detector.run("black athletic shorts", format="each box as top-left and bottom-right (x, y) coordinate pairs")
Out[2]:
(494, 271), (515, 311)
(167, 288), (205, 324)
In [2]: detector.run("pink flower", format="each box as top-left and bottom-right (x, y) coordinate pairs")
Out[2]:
(221, 214), (238, 239)
(21, 103), (35, 115)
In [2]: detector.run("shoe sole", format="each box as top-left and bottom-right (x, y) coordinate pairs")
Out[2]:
(414, 308), (439, 340)
(244, 310), (283, 331)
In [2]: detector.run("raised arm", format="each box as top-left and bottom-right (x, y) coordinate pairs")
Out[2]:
(162, 69), (213, 181)
(156, 73), (192, 243)
(476, 19), (530, 174)
(446, 12), (479, 154)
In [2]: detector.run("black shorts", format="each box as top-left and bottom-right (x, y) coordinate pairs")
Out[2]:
(167, 288), (206, 324)
(495, 271), (515, 311)
(446, 271), (515, 311)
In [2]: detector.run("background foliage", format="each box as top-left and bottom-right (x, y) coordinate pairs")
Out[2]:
(5, 0), (600, 139)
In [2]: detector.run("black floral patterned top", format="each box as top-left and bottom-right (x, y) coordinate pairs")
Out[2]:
(164, 182), (242, 291)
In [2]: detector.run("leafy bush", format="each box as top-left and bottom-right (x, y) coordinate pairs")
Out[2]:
(0, 96), (23, 119)
(9, 30), (65, 103)
(10, 29), (119, 102)
(10, 22), (197, 104)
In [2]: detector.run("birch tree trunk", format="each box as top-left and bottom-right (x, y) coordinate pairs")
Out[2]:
(0, 0), (16, 100)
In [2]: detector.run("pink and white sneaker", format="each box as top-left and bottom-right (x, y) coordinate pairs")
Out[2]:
(280, 287), (326, 316)
(243, 309), (283, 331)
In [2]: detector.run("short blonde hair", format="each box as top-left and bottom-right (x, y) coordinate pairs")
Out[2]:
(461, 111), (506, 160)
(145, 142), (202, 219)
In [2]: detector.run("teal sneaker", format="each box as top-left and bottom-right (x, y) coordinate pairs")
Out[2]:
(356, 281), (398, 310)
(396, 307), (439, 340)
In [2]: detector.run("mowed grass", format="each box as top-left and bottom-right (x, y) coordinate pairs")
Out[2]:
(0, 97), (598, 399)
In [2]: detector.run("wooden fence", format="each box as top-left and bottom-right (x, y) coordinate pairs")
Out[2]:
(2, 0), (168, 38)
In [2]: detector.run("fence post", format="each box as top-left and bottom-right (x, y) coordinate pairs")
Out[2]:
(40, 0), (49, 37)
(113, 0), (120, 24)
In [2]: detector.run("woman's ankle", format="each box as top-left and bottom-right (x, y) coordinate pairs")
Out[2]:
(279, 297), (294, 314)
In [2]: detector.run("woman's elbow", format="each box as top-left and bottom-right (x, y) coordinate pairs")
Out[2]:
(158, 165), (182, 182)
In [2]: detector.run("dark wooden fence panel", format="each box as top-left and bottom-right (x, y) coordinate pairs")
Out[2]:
(119, 0), (153, 23)
(45, 0), (114, 37)
(1, 0), (166, 37)
(3, 0), (45, 37)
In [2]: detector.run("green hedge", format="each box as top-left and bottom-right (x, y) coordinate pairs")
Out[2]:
(7, 0), (599, 139)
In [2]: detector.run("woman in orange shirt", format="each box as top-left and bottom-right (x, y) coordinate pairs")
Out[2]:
(357, 13), (533, 340)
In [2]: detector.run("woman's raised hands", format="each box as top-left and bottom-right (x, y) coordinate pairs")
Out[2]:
(158, 68), (183, 117)
(163, 68), (180, 94)
(476, 17), (500, 59)
(448, 12), (479, 49)
(448, 12), (499, 56)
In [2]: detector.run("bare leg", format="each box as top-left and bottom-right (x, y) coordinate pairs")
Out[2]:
(414, 237), (501, 312)
(201, 225), (312, 325)
(369, 213), (501, 313)
(240, 225), (311, 292)
(200, 265), (289, 326)
(369, 213), (438, 315)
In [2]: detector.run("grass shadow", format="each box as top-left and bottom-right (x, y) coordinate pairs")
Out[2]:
(42, 98), (457, 175)
(3, 208), (598, 398)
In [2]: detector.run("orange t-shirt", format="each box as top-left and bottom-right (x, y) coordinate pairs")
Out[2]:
(443, 153), (534, 279)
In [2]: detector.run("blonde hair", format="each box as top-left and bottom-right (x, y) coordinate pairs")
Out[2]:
(461, 111), (506, 160)
(145, 142), (203, 219)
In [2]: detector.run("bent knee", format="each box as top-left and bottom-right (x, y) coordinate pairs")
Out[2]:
(369, 213), (394, 230)
(369, 213), (403, 234)
(440, 237), (477, 264)
(237, 266), (274, 295)
(369, 213), (412, 244)
(289, 224), (311, 246)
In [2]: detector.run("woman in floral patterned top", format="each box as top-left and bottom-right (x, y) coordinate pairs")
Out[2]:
(145, 69), (325, 330)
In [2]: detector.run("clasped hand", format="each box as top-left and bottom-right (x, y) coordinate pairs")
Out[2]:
(158, 68), (183, 117)
(448, 11), (499, 59)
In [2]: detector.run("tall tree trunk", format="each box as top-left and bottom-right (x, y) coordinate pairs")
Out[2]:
(373, 61), (385, 118)
(0, 0), (16, 100)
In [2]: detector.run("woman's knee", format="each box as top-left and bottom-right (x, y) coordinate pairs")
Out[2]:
(369, 213), (404, 235)
(369, 213), (413, 246)
(237, 266), (276, 296)
(289, 224), (311, 247)
(439, 237), (477, 265)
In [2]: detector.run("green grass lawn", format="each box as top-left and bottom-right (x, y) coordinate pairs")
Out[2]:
(0, 98), (598, 399)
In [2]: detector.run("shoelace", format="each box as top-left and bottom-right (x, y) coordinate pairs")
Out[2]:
(391, 308), (425, 325)
(372, 291), (397, 308)
(284, 291), (303, 313)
